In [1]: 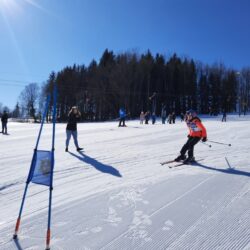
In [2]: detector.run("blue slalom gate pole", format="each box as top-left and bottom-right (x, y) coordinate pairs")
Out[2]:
(35, 95), (51, 150)
(13, 95), (51, 239)
(46, 85), (57, 250)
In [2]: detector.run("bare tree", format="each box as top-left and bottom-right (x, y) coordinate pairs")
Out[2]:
(2, 106), (10, 113)
(19, 83), (40, 121)
(12, 102), (21, 118)
(0, 103), (10, 114)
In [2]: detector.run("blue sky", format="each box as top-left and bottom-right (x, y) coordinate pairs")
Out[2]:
(0, 0), (250, 109)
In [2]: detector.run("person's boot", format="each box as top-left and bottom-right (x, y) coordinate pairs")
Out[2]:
(65, 147), (68, 152)
(174, 154), (186, 162)
(183, 156), (195, 164)
(77, 147), (83, 151)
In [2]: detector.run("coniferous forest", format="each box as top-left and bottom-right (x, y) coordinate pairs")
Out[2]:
(17, 49), (250, 121)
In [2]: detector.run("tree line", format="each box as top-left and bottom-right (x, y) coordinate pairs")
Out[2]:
(15, 49), (250, 121)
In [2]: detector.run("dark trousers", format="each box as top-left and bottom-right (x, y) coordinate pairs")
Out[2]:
(180, 136), (201, 158)
(119, 117), (125, 126)
(2, 122), (7, 134)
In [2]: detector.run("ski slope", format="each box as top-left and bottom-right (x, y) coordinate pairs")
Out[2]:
(0, 115), (250, 250)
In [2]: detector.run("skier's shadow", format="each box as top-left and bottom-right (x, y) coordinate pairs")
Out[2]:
(69, 151), (122, 178)
(194, 162), (250, 178)
(13, 238), (23, 250)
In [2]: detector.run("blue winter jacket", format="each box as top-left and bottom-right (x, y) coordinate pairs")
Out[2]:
(119, 109), (126, 118)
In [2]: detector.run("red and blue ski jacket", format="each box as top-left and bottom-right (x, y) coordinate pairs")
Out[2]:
(186, 117), (207, 138)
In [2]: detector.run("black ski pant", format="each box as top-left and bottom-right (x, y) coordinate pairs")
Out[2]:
(119, 117), (125, 126)
(180, 136), (201, 158)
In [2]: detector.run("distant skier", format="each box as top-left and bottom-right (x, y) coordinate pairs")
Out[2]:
(172, 112), (176, 124)
(145, 111), (150, 124)
(174, 110), (207, 163)
(118, 107), (126, 127)
(161, 106), (167, 124)
(140, 111), (145, 124)
(222, 111), (227, 122)
(152, 112), (156, 124)
(65, 106), (83, 152)
(167, 113), (172, 124)
(1, 110), (8, 134)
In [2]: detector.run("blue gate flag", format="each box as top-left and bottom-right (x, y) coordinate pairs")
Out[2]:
(30, 150), (52, 186)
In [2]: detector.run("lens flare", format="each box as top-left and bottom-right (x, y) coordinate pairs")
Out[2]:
(0, 0), (49, 14)
(0, 0), (19, 11)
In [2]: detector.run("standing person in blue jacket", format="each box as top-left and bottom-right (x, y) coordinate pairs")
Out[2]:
(118, 107), (126, 127)
(65, 106), (83, 152)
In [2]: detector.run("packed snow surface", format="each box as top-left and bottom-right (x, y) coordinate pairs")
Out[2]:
(0, 115), (250, 250)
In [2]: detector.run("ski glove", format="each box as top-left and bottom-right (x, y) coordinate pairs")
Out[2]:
(202, 137), (207, 142)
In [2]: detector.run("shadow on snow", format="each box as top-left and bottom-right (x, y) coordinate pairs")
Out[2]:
(194, 162), (250, 178)
(13, 238), (23, 250)
(68, 151), (122, 178)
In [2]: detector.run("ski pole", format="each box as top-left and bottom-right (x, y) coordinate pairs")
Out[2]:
(208, 140), (231, 147)
(201, 141), (212, 148)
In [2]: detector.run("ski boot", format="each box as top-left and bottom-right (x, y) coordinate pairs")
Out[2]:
(174, 154), (186, 162)
(183, 156), (195, 164)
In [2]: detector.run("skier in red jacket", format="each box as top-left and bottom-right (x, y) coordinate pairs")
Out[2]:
(175, 110), (207, 163)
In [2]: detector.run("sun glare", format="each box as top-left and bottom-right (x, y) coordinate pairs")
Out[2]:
(0, 0), (47, 13)
(0, 0), (20, 14)
(0, 0), (8, 5)
(0, 0), (17, 7)
(0, 0), (10, 6)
